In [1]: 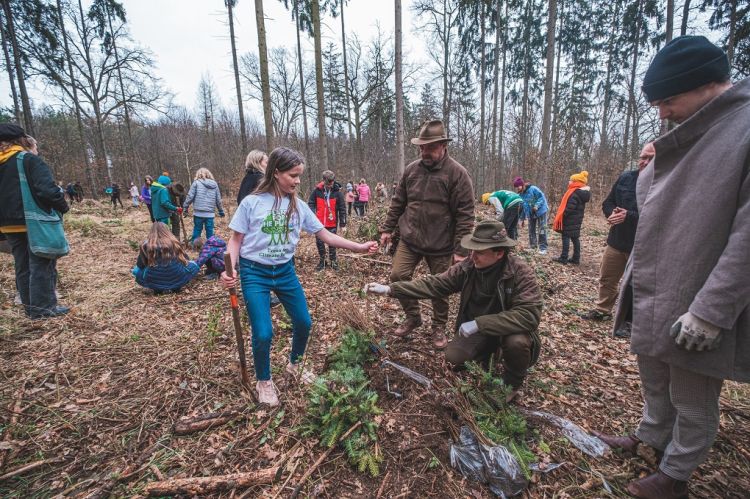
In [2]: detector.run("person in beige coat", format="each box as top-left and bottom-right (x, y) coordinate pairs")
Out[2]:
(595, 36), (750, 499)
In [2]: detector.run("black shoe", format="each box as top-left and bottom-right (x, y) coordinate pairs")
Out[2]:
(315, 260), (325, 271)
(579, 309), (612, 321)
(553, 256), (568, 264)
(330, 259), (339, 271)
(29, 305), (70, 320)
(614, 321), (632, 338)
(568, 259), (580, 265)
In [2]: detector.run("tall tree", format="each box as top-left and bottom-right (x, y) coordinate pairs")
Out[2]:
(539, 0), (557, 171)
(395, 0), (405, 177)
(1, 0), (34, 134)
(334, 0), (354, 145)
(312, 0), (329, 170)
(252, 0), (274, 151)
(225, 0), (248, 152)
(0, 7), (20, 123)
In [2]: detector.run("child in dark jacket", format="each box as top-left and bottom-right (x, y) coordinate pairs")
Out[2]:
(194, 235), (227, 279)
(132, 222), (199, 292)
(552, 170), (591, 264)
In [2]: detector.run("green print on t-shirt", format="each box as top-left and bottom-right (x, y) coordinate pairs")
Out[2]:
(261, 210), (291, 246)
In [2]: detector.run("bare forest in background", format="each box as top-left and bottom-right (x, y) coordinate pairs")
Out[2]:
(2, 0), (749, 206)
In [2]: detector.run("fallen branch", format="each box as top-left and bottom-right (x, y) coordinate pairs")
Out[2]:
(143, 467), (280, 496)
(290, 421), (362, 499)
(0, 457), (63, 481)
(173, 411), (241, 435)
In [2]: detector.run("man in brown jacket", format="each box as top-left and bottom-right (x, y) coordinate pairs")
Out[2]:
(366, 220), (542, 397)
(595, 36), (750, 499)
(380, 120), (475, 349)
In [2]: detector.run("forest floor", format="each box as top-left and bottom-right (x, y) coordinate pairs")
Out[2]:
(0, 199), (748, 498)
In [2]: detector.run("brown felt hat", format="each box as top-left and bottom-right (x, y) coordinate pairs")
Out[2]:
(460, 220), (517, 251)
(410, 119), (452, 145)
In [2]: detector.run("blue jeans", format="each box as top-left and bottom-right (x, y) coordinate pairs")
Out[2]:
(192, 216), (215, 242)
(528, 213), (548, 250)
(6, 232), (58, 318)
(239, 258), (312, 381)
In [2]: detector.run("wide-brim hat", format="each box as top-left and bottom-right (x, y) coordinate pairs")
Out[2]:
(410, 119), (452, 146)
(461, 220), (517, 251)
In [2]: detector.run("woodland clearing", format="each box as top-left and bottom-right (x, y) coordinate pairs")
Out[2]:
(0, 200), (748, 498)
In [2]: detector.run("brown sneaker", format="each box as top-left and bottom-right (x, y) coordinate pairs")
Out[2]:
(627, 471), (688, 499)
(432, 328), (448, 349)
(393, 316), (422, 337)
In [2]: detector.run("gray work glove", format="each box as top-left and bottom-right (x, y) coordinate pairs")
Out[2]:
(459, 320), (479, 338)
(363, 283), (391, 296)
(670, 312), (722, 351)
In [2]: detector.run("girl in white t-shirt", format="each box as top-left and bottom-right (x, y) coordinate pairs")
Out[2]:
(221, 147), (377, 406)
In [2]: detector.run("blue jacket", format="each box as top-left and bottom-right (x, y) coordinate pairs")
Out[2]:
(132, 258), (199, 292)
(519, 185), (549, 220)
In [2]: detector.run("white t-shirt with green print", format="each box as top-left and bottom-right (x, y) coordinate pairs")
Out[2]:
(230, 192), (324, 265)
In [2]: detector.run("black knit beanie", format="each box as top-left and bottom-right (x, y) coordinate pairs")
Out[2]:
(642, 35), (729, 102)
(0, 123), (26, 141)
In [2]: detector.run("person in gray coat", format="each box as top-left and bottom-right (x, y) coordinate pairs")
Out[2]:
(594, 36), (750, 499)
(183, 168), (225, 243)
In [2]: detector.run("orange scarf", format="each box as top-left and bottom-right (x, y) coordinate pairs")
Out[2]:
(553, 181), (586, 232)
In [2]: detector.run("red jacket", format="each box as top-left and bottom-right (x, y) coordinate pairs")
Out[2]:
(307, 181), (347, 229)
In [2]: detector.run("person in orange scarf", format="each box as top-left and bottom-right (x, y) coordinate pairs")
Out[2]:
(552, 171), (591, 264)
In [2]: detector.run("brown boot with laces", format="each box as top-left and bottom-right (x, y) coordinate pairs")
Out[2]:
(393, 316), (422, 337)
(627, 470), (688, 499)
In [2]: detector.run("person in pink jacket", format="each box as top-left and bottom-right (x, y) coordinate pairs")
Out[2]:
(355, 178), (370, 216)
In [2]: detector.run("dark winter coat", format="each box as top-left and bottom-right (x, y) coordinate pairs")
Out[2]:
(602, 170), (639, 253)
(237, 169), (264, 205)
(0, 151), (69, 232)
(382, 153), (475, 256)
(561, 187), (591, 237)
(308, 181), (347, 229)
(132, 248), (199, 292)
(390, 255), (543, 366)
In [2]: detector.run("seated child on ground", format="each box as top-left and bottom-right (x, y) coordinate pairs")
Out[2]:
(132, 222), (199, 293)
(193, 235), (226, 279)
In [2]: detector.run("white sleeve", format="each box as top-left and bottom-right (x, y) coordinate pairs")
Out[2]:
(229, 197), (252, 234)
(488, 197), (504, 217)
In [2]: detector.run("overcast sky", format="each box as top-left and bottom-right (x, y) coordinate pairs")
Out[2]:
(0, 0), (429, 117)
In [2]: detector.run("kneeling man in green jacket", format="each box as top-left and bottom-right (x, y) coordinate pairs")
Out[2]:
(364, 220), (543, 395)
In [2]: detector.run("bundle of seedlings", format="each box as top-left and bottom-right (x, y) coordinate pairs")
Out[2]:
(299, 327), (384, 476)
(442, 360), (536, 477)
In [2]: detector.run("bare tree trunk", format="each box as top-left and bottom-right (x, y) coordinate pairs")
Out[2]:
(666, 0), (674, 43)
(540, 0), (557, 170)
(77, 0), (112, 185)
(56, 0), (96, 195)
(1, 0), (33, 135)
(497, 0), (508, 184)
(550, 0), (563, 162)
(227, 0), (249, 152)
(0, 8), (20, 124)
(623, 0), (642, 164)
(478, 0), (486, 192)
(340, 1), (354, 148)
(293, 0), (313, 191)
(312, 0), (329, 170)
(680, 0), (691, 36)
(490, 0), (501, 166)
(105, 3), (140, 183)
(253, 0), (274, 151)
(442, 0), (450, 128)
(395, 0), (405, 178)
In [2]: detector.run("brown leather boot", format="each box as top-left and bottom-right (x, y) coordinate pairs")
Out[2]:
(627, 471), (688, 499)
(393, 316), (422, 337)
(431, 327), (448, 349)
(592, 432), (640, 454)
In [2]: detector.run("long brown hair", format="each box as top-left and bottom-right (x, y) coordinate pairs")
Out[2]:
(256, 147), (305, 230)
(142, 222), (188, 266)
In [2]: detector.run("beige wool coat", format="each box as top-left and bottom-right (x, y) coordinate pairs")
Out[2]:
(615, 77), (750, 382)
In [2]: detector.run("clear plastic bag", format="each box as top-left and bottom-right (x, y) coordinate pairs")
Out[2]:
(524, 410), (610, 457)
(449, 426), (528, 498)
